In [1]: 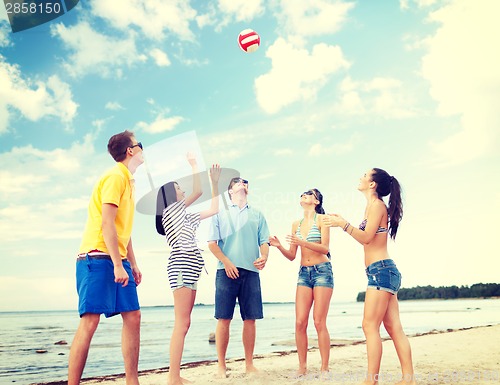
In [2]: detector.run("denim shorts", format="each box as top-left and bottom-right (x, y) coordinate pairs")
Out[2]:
(76, 254), (140, 318)
(172, 270), (198, 292)
(365, 259), (402, 295)
(297, 261), (334, 289)
(215, 268), (263, 321)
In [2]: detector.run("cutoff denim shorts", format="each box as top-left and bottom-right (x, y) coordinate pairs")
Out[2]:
(365, 259), (402, 295)
(173, 270), (198, 292)
(297, 261), (334, 289)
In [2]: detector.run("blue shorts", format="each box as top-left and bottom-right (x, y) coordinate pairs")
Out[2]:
(297, 261), (334, 289)
(172, 270), (198, 292)
(76, 255), (140, 318)
(215, 268), (263, 321)
(365, 259), (402, 295)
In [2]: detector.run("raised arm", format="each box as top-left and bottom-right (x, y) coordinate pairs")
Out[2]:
(200, 164), (221, 220)
(184, 152), (202, 208)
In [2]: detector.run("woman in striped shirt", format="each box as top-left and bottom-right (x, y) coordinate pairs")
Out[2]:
(156, 153), (220, 385)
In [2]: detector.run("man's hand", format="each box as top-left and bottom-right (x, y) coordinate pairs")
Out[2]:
(224, 259), (239, 279)
(253, 256), (268, 270)
(132, 266), (142, 285)
(114, 265), (129, 287)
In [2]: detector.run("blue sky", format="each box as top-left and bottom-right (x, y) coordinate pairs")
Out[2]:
(0, 0), (499, 311)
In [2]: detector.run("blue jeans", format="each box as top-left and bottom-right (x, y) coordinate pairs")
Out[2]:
(215, 268), (263, 320)
(297, 261), (334, 289)
(365, 259), (402, 295)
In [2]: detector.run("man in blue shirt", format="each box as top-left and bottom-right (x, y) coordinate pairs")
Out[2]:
(208, 177), (270, 378)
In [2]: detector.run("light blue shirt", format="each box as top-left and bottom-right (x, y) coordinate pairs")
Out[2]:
(208, 203), (270, 273)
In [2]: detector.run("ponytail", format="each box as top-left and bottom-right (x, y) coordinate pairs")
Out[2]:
(311, 188), (325, 214)
(371, 168), (403, 240)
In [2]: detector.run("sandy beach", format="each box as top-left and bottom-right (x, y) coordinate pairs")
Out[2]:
(39, 324), (500, 385)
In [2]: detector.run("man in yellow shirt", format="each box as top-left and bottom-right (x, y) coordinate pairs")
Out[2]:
(68, 131), (144, 385)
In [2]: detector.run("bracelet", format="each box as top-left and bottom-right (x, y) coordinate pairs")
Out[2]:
(343, 222), (350, 232)
(349, 226), (354, 235)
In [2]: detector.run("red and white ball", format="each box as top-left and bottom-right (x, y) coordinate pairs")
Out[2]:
(238, 29), (260, 53)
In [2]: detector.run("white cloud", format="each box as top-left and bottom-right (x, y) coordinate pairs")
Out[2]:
(274, 148), (293, 156)
(105, 102), (124, 111)
(421, 0), (500, 166)
(276, 0), (354, 37)
(308, 134), (360, 156)
(135, 114), (184, 134)
(150, 48), (171, 67)
(334, 76), (416, 119)
(0, 56), (78, 133)
(255, 38), (349, 114)
(51, 21), (147, 78)
(0, 21), (11, 47)
(218, 0), (264, 22)
(90, 0), (197, 41)
(0, 136), (105, 243)
(401, 0), (439, 9)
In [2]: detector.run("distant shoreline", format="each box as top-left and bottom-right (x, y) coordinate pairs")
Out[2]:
(2, 297), (500, 313)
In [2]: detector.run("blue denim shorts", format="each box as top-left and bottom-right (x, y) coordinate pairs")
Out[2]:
(76, 254), (140, 318)
(365, 259), (402, 295)
(172, 270), (198, 292)
(297, 261), (334, 289)
(215, 268), (263, 321)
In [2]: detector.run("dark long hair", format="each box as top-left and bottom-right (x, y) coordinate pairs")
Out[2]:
(310, 188), (331, 259)
(310, 188), (325, 214)
(371, 168), (403, 240)
(155, 182), (177, 235)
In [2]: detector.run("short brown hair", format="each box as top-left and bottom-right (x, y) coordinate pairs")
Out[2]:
(107, 130), (135, 162)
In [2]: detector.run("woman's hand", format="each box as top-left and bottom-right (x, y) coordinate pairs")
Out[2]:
(323, 214), (345, 228)
(210, 164), (221, 184)
(186, 151), (197, 168)
(286, 233), (303, 247)
(269, 235), (282, 248)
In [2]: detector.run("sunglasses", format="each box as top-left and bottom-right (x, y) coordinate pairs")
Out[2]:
(231, 178), (248, 185)
(124, 142), (143, 154)
(301, 190), (318, 199)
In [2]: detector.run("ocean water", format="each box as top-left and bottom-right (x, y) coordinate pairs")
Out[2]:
(1, 298), (499, 385)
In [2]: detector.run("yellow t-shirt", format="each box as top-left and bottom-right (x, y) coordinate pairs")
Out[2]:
(79, 162), (135, 259)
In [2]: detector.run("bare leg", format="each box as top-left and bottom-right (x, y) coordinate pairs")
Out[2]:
(243, 319), (258, 373)
(121, 310), (141, 385)
(312, 286), (333, 372)
(295, 286), (313, 375)
(68, 313), (100, 385)
(383, 295), (417, 384)
(168, 288), (196, 385)
(359, 289), (391, 385)
(215, 318), (231, 378)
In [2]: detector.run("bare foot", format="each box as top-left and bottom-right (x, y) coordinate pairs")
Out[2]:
(167, 374), (184, 385)
(245, 364), (259, 374)
(395, 379), (417, 385)
(215, 366), (227, 379)
(296, 367), (307, 377)
(357, 380), (377, 385)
